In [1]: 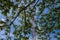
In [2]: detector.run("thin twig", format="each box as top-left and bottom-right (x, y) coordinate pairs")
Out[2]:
(9, 0), (36, 26)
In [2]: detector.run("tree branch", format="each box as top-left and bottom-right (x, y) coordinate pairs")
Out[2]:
(9, 0), (36, 26)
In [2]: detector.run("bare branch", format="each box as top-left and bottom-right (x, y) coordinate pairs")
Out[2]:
(9, 0), (36, 26)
